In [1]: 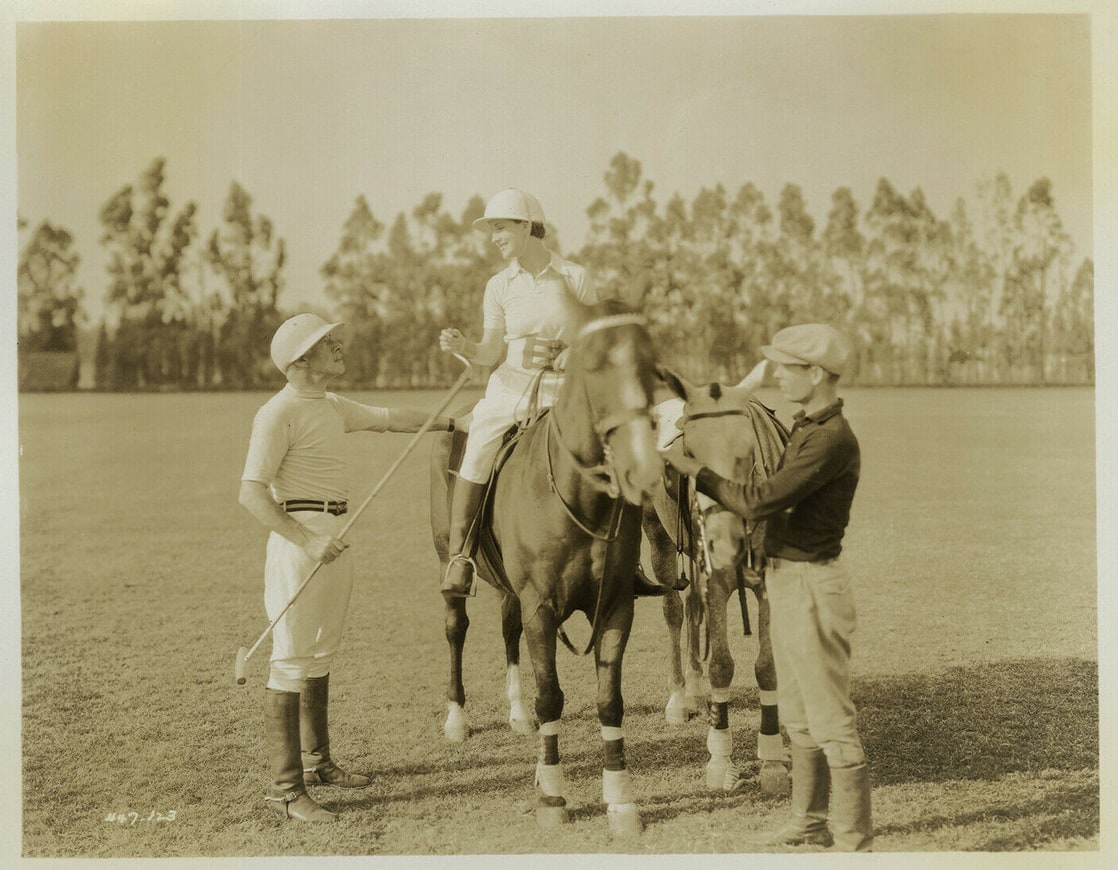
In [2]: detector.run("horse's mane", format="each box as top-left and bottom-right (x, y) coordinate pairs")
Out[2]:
(568, 298), (651, 374)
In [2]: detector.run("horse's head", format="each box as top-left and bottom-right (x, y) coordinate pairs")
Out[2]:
(562, 303), (662, 506)
(661, 368), (782, 571)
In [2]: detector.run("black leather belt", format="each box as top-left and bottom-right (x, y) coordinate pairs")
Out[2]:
(282, 500), (348, 516)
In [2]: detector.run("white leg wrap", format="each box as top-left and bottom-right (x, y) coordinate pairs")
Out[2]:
(707, 726), (733, 757)
(759, 689), (778, 706)
(538, 719), (561, 737)
(601, 725), (624, 742)
(758, 731), (785, 762)
(685, 668), (706, 697)
(506, 665), (522, 703)
(444, 702), (468, 742)
(535, 762), (566, 798)
(665, 689), (689, 724)
(602, 767), (635, 805)
(711, 688), (731, 704)
(506, 667), (534, 735)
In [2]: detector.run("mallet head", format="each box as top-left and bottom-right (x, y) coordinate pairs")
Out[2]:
(235, 646), (249, 685)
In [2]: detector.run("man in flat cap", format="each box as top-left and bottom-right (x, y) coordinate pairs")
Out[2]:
(662, 323), (872, 852)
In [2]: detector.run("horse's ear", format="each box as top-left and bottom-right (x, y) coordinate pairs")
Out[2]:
(735, 359), (772, 393)
(658, 365), (692, 400)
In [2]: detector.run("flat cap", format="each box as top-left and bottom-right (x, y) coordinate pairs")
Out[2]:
(761, 323), (851, 376)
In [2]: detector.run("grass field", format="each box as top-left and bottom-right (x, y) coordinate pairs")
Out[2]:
(16, 386), (1099, 860)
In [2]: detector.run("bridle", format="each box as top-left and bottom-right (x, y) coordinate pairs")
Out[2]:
(676, 404), (765, 573)
(542, 313), (654, 657)
(545, 314), (654, 542)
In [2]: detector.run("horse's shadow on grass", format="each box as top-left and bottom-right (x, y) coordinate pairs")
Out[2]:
(349, 657), (1097, 825)
(854, 657), (1097, 785)
(871, 776), (1098, 846)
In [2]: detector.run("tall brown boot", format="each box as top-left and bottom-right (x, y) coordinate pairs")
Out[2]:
(301, 675), (371, 788)
(441, 480), (486, 597)
(262, 688), (337, 822)
(768, 745), (833, 847)
(829, 763), (874, 852)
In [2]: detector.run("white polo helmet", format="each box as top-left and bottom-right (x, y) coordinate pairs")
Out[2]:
(270, 313), (344, 374)
(473, 188), (546, 231)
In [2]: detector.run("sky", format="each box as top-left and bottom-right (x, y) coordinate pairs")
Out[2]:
(9, 2), (1101, 323)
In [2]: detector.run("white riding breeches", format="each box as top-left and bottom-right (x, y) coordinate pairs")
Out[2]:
(264, 510), (353, 692)
(458, 365), (562, 484)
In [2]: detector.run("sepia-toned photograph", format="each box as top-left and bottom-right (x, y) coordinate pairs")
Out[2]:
(4, 0), (1113, 866)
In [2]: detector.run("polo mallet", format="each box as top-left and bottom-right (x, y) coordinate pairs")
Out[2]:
(235, 354), (473, 685)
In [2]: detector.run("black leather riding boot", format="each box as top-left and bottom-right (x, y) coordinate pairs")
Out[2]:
(263, 688), (337, 822)
(301, 674), (371, 788)
(769, 745), (833, 847)
(442, 480), (486, 597)
(632, 563), (673, 597)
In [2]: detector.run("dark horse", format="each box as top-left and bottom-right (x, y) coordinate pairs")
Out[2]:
(642, 369), (792, 795)
(430, 302), (662, 835)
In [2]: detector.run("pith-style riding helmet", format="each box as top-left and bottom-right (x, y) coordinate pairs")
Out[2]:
(473, 188), (546, 231)
(270, 313), (344, 374)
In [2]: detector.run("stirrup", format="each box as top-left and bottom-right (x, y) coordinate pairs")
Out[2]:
(442, 554), (478, 598)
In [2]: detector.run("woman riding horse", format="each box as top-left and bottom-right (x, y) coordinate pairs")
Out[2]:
(437, 188), (597, 598)
(431, 301), (662, 835)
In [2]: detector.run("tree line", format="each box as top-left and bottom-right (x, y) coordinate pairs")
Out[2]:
(17, 152), (1093, 390)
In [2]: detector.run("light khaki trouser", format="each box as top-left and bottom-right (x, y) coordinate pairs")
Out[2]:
(768, 556), (867, 768)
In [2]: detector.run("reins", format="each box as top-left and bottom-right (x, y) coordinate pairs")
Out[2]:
(674, 397), (792, 658)
(546, 313), (651, 657)
(545, 415), (625, 541)
(674, 403), (768, 662)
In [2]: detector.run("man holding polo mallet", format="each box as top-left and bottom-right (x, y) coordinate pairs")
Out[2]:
(239, 313), (454, 823)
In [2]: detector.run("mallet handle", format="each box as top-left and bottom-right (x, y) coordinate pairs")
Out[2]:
(239, 355), (473, 666)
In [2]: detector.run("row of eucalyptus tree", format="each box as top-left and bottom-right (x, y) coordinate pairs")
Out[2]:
(575, 153), (1092, 385)
(17, 152), (1092, 389)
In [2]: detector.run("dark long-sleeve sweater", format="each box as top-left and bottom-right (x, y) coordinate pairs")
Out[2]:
(695, 399), (860, 562)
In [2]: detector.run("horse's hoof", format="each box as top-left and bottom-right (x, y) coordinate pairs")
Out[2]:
(536, 797), (570, 829)
(759, 760), (791, 796)
(706, 759), (744, 792)
(607, 802), (644, 836)
(665, 691), (690, 725)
